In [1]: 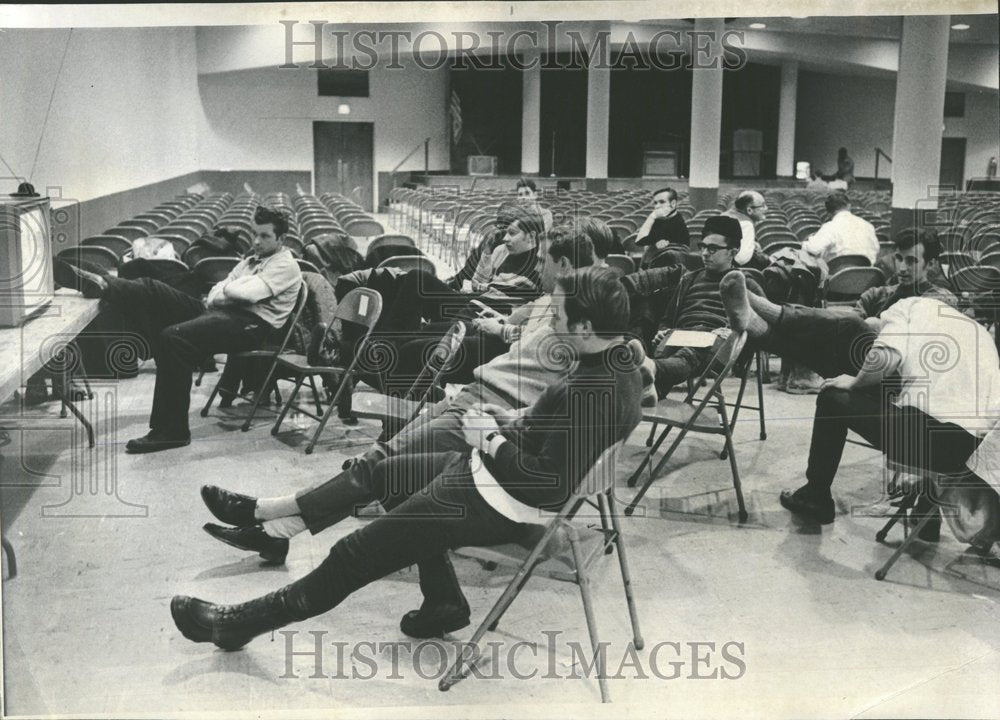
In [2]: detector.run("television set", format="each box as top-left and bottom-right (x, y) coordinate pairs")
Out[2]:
(467, 155), (498, 176)
(0, 196), (54, 327)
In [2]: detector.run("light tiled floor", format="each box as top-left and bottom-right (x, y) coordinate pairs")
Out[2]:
(1, 216), (998, 718)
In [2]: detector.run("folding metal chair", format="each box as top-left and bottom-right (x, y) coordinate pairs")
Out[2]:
(269, 287), (383, 454)
(441, 441), (642, 703)
(375, 254), (437, 276)
(874, 460), (947, 581)
(200, 282), (310, 427)
(624, 329), (750, 521)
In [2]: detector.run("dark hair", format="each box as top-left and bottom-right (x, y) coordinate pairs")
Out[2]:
(734, 190), (757, 213)
(515, 177), (538, 193)
(212, 225), (243, 249)
(573, 217), (615, 259)
(652, 187), (677, 202)
(253, 205), (289, 238)
(503, 203), (545, 238)
(702, 215), (743, 249)
(824, 192), (851, 215)
(893, 227), (941, 262)
(546, 228), (595, 269)
(555, 267), (630, 339)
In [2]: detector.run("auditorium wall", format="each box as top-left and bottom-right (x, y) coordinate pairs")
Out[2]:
(1, 28), (205, 239)
(943, 89), (1000, 183)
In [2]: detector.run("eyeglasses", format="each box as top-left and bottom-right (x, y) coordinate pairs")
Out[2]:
(697, 242), (731, 254)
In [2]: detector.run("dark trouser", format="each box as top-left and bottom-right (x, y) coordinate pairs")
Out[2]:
(118, 258), (207, 297)
(760, 304), (876, 379)
(292, 451), (532, 617)
(103, 277), (270, 437)
(653, 345), (712, 398)
(805, 387), (983, 494)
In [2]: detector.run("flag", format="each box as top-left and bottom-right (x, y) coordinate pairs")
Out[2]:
(449, 89), (462, 145)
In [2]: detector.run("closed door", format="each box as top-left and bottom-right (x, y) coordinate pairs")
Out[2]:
(313, 121), (374, 211)
(939, 137), (966, 191)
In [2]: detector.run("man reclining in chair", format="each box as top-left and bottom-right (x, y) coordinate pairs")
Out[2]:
(63, 205), (302, 453)
(719, 271), (1000, 556)
(171, 267), (643, 649)
(197, 230), (652, 564)
(623, 214), (763, 399)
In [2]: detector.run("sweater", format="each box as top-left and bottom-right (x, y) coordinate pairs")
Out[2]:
(482, 345), (642, 511)
(638, 213), (690, 248)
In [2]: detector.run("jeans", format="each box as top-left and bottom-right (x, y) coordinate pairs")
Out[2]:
(103, 277), (270, 436)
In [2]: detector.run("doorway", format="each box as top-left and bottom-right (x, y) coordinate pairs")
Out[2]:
(313, 122), (374, 211)
(939, 137), (966, 191)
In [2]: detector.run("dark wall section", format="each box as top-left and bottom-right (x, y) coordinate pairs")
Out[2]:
(721, 62), (781, 180)
(450, 58), (523, 175)
(540, 54), (589, 177)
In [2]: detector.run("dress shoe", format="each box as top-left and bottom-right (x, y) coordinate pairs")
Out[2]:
(779, 484), (835, 524)
(203, 523), (288, 563)
(201, 484), (258, 527)
(399, 600), (471, 639)
(171, 587), (300, 651)
(125, 431), (190, 454)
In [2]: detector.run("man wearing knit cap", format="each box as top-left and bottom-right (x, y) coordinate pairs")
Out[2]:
(624, 214), (763, 398)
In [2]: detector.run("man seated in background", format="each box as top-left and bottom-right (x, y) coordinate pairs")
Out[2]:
(635, 186), (690, 269)
(173, 268), (643, 648)
(801, 191), (879, 265)
(720, 271), (1000, 551)
(723, 190), (771, 270)
(515, 177), (554, 230)
(198, 230), (648, 566)
(61, 205), (302, 453)
(624, 215), (763, 399)
(853, 228), (957, 321)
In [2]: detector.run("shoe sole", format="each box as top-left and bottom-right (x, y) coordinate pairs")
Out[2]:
(125, 440), (190, 454)
(400, 614), (471, 639)
(203, 525), (288, 564)
(779, 495), (835, 525)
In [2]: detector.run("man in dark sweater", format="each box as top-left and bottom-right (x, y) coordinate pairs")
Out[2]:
(636, 186), (690, 269)
(171, 267), (643, 649)
(625, 215), (763, 398)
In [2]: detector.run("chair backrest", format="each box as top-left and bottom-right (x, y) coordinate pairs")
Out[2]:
(573, 440), (625, 500)
(603, 254), (635, 277)
(57, 246), (120, 272)
(104, 225), (148, 242)
(827, 253), (872, 275)
(193, 257), (241, 285)
(825, 267), (885, 303)
(296, 258), (323, 275)
(82, 235), (132, 259)
(949, 265), (1000, 293)
(368, 234), (416, 251)
(344, 219), (385, 238)
(120, 257), (189, 275)
(681, 329), (748, 406)
(268, 281), (312, 353)
(376, 254), (437, 276)
(403, 321), (468, 422)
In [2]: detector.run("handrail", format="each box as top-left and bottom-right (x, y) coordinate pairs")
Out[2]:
(392, 137), (431, 174)
(874, 147), (893, 188)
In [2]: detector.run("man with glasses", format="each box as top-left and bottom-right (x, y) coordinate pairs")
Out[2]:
(623, 215), (763, 399)
(724, 190), (770, 269)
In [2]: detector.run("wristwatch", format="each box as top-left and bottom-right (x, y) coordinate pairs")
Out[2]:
(484, 430), (503, 456)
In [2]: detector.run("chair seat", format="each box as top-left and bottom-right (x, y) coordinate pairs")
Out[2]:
(350, 391), (425, 421)
(642, 398), (723, 432)
(275, 353), (347, 374)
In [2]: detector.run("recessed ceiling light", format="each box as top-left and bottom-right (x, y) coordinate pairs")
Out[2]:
(749, 22), (767, 29)
(951, 23), (970, 30)
(337, 103), (351, 115)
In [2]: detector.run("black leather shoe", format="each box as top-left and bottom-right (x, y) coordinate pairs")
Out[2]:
(53, 258), (107, 299)
(203, 523), (289, 563)
(201, 484), (258, 527)
(399, 601), (471, 639)
(125, 431), (190, 454)
(171, 588), (300, 651)
(779, 485), (835, 524)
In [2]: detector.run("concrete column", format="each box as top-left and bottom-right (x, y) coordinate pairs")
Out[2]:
(520, 51), (541, 175)
(688, 18), (725, 211)
(776, 60), (798, 179)
(585, 61), (611, 180)
(890, 16), (950, 235)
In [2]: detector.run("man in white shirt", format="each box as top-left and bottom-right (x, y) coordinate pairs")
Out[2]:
(802, 192), (879, 264)
(724, 190), (770, 269)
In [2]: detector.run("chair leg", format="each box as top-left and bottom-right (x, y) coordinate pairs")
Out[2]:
(644, 422), (658, 447)
(722, 373), (750, 460)
(200, 375), (223, 417)
(568, 527), (610, 703)
(626, 425), (672, 489)
(718, 401), (747, 522)
(2, 536), (17, 579)
(271, 375), (305, 436)
(606, 492), (643, 651)
(755, 353), (767, 441)
(875, 474), (909, 543)
(306, 375), (324, 416)
(241, 361), (282, 432)
(875, 511), (935, 581)
(625, 425), (690, 515)
(597, 494), (613, 555)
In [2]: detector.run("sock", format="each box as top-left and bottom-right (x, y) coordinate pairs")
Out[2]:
(261, 515), (307, 539)
(256, 495), (301, 521)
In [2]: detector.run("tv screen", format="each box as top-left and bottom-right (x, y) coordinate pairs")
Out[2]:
(0, 197), (54, 327)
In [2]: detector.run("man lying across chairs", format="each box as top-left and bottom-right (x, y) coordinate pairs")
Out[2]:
(197, 230), (650, 565)
(61, 205), (302, 453)
(623, 214), (763, 399)
(172, 267), (643, 649)
(719, 271), (1000, 553)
